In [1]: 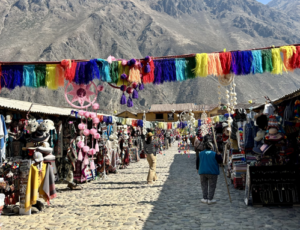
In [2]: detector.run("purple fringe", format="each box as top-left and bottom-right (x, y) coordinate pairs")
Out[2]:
(1, 65), (23, 90)
(153, 60), (163, 85)
(139, 83), (144, 90)
(73, 62), (92, 84)
(231, 51), (242, 75)
(120, 93), (127, 105)
(161, 59), (176, 82)
(132, 89), (138, 99)
(145, 63), (151, 73)
(127, 96), (133, 107)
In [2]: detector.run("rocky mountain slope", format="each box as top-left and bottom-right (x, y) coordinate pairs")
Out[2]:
(0, 0), (300, 113)
(268, 0), (300, 21)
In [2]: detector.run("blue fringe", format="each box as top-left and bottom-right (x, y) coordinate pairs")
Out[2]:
(175, 59), (186, 81)
(97, 59), (111, 82)
(1, 65), (23, 90)
(242, 51), (253, 75)
(251, 50), (263, 74)
(23, 65), (37, 87)
(86, 59), (100, 80)
(231, 51), (242, 75)
(161, 59), (176, 82)
(73, 62), (89, 84)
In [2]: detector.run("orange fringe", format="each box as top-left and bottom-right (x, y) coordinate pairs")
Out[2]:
(56, 65), (65, 87)
(208, 53), (223, 76)
(128, 67), (141, 83)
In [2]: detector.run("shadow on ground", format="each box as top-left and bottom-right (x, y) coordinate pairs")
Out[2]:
(141, 151), (300, 230)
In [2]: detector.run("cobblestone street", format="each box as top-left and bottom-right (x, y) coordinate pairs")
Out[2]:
(2, 143), (300, 230)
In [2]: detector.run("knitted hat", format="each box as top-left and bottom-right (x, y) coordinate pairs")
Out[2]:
(267, 115), (278, 130)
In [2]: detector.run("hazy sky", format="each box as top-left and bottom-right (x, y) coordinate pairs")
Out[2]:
(257, 0), (272, 4)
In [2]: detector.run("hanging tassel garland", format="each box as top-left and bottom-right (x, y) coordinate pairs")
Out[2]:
(86, 59), (100, 81)
(73, 62), (91, 85)
(231, 51), (242, 75)
(261, 49), (273, 72)
(13, 65), (24, 88)
(127, 96), (133, 107)
(46, 64), (58, 89)
(271, 48), (285, 75)
(142, 59), (155, 83)
(280, 46), (296, 71)
(133, 89), (138, 99)
(208, 54), (222, 76)
(117, 63), (130, 86)
(61, 59), (77, 81)
(109, 61), (119, 84)
(97, 59), (111, 82)
(23, 65), (37, 87)
(242, 51), (253, 75)
(1, 65), (22, 90)
(120, 93), (127, 105)
(153, 60), (163, 85)
(35, 65), (46, 87)
(193, 53), (208, 77)
(175, 58), (186, 81)
(128, 67), (141, 83)
(219, 52), (232, 75)
(251, 50), (263, 74)
(55, 64), (65, 87)
(185, 57), (196, 79)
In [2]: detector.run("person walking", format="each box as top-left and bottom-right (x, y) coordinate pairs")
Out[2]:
(196, 136), (223, 204)
(143, 132), (158, 184)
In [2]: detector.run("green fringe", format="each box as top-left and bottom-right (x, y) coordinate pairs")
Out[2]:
(110, 61), (119, 84)
(185, 57), (196, 79)
(35, 65), (46, 87)
(261, 50), (273, 73)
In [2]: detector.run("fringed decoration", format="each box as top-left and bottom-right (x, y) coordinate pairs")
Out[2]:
(271, 48), (285, 75)
(175, 58), (186, 81)
(139, 83), (144, 90)
(219, 52), (232, 75)
(242, 51), (253, 75)
(97, 59), (111, 82)
(161, 59), (176, 82)
(120, 93), (127, 105)
(109, 61), (119, 84)
(61, 59), (77, 81)
(46, 64), (58, 89)
(86, 59), (100, 81)
(117, 63), (130, 86)
(133, 89), (138, 99)
(23, 65), (37, 88)
(153, 60), (163, 85)
(73, 62), (90, 85)
(290, 46), (300, 69)
(142, 59), (155, 83)
(185, 57), (196, 79)
(1, 65), (23, 90)
(128, 66), (141, 83)
(280, 46), (296, 71)
(35, 65), (46, 87)
(261, 49), (273, 72)
(231, 51), (242, 75)
(127, 96), (133, 108)
(208, 54), (222, 76)
(193, 53), (208, 77)
(0, 65), (2, 90)
(55, 64), (65, 87)
(251, 50), (263, 74)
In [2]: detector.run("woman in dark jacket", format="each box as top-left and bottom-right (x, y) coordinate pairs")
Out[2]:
(143, 132), (158, 184)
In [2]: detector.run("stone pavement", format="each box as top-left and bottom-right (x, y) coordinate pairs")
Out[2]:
(2, 143), (300, 230)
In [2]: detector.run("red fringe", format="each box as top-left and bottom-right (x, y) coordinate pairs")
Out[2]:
(61, 59), (77, 81)
(290, 46), (300, 69)
(219, 52), (232, 75)
(141, 59), (155, 84)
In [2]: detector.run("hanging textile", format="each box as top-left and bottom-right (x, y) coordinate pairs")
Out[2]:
(46, 64), (58, 89)
(194, 53), (208, 77)
(175, 59), (187, 81)
(35, 65), (46, 87)
(23, 65), (37, 88)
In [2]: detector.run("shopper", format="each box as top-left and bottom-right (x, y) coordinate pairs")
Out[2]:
(196, 136), (223, 204)
(143, 132), (158, 184)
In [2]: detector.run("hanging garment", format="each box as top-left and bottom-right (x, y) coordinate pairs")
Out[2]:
(54, 121), (63, 158)
(0, 115), (8, 162)
(40, 164), (57, 205)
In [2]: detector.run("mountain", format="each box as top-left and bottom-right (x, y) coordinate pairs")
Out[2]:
(268, 0), (300, 21)
(0, 0), (300, 113)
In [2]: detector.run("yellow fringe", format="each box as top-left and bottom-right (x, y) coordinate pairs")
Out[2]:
(117, 61), (130, 86)
(193, 53), (208, 77)
(271, 48), (285, 75)
(280, 46), (296, 71)
(46, 64), (58, 90)
(128, 66), (141, 83)
(56, 64), (65, 87)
